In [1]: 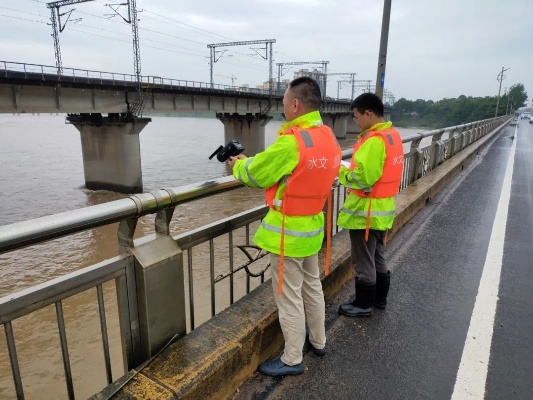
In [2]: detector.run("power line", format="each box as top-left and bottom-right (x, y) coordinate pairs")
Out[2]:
(67, 27), (207, 57)
(0, 12), (266, 72)
(0, 13), (47, 24)
(140, 9), (234, 41)
(92, 0), (234, 41)
(69, 8), (266, 68)
(15, 0), (270, 78)
(0, 6), (48, 19)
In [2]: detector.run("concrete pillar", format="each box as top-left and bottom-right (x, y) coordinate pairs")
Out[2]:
(68, 113), (151, 193)
(322, 113), (350, 139)
(216, 113), (272, 156)
(346, 116), (361, 134)
(131, 233), (186, 360)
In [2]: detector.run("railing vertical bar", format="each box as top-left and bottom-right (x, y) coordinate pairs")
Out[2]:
(55, 301), (75, 400)
(115, 275), (133, 371)
(336, 185), (341, 233)
(188, 248), (195, 330)
(229, 231), (234, 305)
(329, 188), (335, 238)
(4, 322), (25, 400)
(96, 284), (113, 385)
(209, 239), (215, 317)
(245, 224), (251, 292)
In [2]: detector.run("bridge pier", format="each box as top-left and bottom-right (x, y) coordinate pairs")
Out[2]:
(322, 113), (350, 139)
(216, 113), (272, 156)
(67, 113), (151, 194)
(346, 116), (360, 134)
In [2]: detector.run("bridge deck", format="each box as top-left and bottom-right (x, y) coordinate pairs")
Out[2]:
(234, 120), (533, 399)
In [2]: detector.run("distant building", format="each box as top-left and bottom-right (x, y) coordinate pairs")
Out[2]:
(293, 68), (326, 95)
(255, 78), (280, 90)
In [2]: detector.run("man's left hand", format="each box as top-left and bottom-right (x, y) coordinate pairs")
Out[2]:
(227, 154), (247, 169)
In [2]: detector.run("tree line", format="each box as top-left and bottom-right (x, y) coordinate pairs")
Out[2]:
(391, 84), (528, 128)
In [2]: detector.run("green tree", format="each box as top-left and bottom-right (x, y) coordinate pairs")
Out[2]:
(508, 84), (528, 109)
(391, 83), (528, 128)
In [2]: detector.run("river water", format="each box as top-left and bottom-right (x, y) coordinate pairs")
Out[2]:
(0, 114), (427, 399)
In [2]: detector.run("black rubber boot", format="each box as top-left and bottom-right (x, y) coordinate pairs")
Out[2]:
(338, 278), (376, 317)
(374, 271), (390, 309)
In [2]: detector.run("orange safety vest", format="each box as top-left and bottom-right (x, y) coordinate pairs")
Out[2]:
(265, 125), (341, 293)
(350, 127), (404, 240)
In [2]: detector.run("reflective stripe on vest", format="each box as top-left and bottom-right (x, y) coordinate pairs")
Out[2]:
(348, 171), (372, 193)
(300, 130), (314, 147)
(260, 221), (324, 237)
(340, 207), (395, 217)
(238, 157), (261, 188)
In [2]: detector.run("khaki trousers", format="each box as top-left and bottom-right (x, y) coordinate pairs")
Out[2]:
(270, 253), (326, 366)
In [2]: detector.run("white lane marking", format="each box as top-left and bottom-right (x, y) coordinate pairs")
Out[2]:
(451, 123), (518, 400)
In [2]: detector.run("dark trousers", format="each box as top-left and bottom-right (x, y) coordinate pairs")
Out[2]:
(348, 229), (387, 284)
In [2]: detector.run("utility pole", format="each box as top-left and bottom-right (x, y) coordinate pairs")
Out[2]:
(46, 0), (94, 76)
(337, 80), (350, 100)
(325, 73), (357, 99)
(105, 0), (144, 116)
(375, 0), (391, 100)
(495, 67), (510, 117)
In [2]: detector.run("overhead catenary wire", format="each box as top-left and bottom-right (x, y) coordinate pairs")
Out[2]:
(5, 5), (267, 70)
(15, 0), (291, 82)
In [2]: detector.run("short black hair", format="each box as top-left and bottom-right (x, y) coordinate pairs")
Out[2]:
(351, 93), (384, 117)
(289, 77), (322, 110)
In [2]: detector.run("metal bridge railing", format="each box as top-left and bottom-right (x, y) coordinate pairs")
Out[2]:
(0, 60), (283, 97)
(0, 115), (509, 399)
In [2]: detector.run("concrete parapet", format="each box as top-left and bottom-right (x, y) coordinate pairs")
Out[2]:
(92, 119), (510, 400)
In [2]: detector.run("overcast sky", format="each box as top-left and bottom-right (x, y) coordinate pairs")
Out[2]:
(1, 0), (532, 103)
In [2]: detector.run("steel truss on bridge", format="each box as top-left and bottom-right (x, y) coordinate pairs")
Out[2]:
(207, 39), (276, 92)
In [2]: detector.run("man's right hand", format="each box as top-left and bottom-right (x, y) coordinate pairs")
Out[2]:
(227, 154), (247, 169)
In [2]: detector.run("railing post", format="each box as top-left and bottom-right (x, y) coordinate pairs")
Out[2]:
(116, 217), (142, 370)
(431, 131), (444, 169)
(448, 128), (456, 157)
(410, 137), (424, 182)
(122, 196), (186, 362)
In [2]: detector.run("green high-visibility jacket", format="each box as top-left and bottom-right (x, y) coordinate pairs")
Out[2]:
(232, 112), (326, 257)
(337, 121), (396, 231)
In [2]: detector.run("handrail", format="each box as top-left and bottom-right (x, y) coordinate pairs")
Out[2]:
(0, 60), (350, 100)
(0, 60), (275, 95)
(0, 176), (239, 253)
(0, 255), (129, 324)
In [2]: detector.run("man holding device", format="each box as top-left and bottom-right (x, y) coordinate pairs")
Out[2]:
(228, 77), (341, 376)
